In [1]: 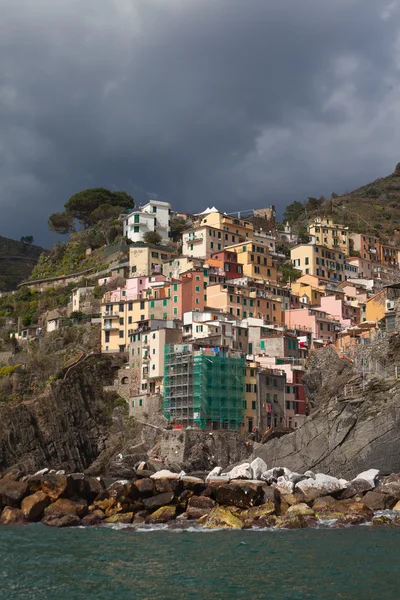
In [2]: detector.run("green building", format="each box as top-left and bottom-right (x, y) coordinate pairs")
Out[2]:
(163, 343), (245, 430)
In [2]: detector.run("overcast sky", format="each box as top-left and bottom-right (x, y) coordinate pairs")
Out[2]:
(1, 0), (400, 246)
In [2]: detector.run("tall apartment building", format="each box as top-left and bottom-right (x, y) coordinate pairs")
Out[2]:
(199, 211), (253, 240)
(123, 200), (172, 243)
(224, 241), (277, 281)
(129, 324), (182, 396)
(349, 233), (380, 263)
(207, 281), (283, 323)
(129, 244), (176, 276)
(163, 344), (245, 430)
(291, 244), (345, 282)
(182, 225), (242, 259)
(308, 217), (350, 255)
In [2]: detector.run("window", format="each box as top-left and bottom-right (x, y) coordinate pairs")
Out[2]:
(105, 332), (110, 343)
(210, 241), (214, 249)
(128, 316), (132, 324)
(152, 206), (157, 213)
(174, 295), (178, 303)
(140, 301), (145, 309)
(252, 401), (256, 410)
(242, 401), (247, 409)
(128, 302), (133, 311)
(273, 394), (278, 403)
(152, 252), (159, 258)
(260, 340), (265, 350)
(119, 331), (124, 339)
(134, 226), (139, 233)
(195, 286), (200, 292)
(119, 317), (124, 325)
(119, 303), (124, 312)
(174, 307), (178, 315)
(173, 283), (178, 291)
(246, 383), (252, 392)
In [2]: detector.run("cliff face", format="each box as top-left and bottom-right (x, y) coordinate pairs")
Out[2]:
(254, 345), (400, 479)
(0, 356), (116, 475)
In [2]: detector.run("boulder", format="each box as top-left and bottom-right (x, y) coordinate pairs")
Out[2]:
(275, 477), (294, 495)
(393, 501), (400, 511)
(205, 476), (230, 488)
(133, 510), (148, 524)
(287, 503), (315, 516)
(82, 509), (105, 526)
(181, 476), (206, 495)
(0, 479), (28, 508)
(203, 507), (244, 529)
(242, 502), (276, 524)
(296, 474), (346, 502)
(275, 514), (308, 529)
(206, 467), (222, 480)
(150, 470), (180, 480)
(104, 512), (134, 524)
(354, 469), (380, 487)
(44, 498), (88, 519)
(153, 477), (183, 495)
(134, 478), (156, 498)
(145, 506), (177, 524)
(106, 481), (139, 503)
(0, 507), (26, 525)
(304, 470), (316, 479)
(261, 467), (286, 484)
(250, 458), (267, 480)
(225, 463), (252, 480)
(187, 496), (216, 510)
(143, 492), (175, 511)
(362, 491), (398, 511)
(339, 478), (374, 499)
(42, 514), (81, 528)
(25, 475), (45, 494)
(41, 475), (75, 501)
(21, 491), (50, 521)
(72, 475), (105, 503)
(215, 482), (264, 509)
(186, 507), (211, 520)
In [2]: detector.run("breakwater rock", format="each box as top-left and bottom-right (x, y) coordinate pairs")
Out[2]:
(2, 460), (400, 529)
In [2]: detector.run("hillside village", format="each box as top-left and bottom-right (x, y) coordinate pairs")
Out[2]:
(2, 179), (400, 445)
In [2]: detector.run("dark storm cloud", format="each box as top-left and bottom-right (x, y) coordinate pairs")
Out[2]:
(1, 0), (400, 244)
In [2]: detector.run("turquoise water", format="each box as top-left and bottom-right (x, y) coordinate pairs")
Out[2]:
(1, 524), (400, 599)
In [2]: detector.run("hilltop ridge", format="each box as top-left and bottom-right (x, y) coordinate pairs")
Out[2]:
(0, 236), (45, 292)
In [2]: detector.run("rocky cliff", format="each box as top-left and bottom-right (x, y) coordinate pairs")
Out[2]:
(254, 343), (400, 479)
(0, 356), (117, 475)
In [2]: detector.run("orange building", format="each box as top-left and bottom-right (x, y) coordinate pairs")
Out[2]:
(206, 282), (283, 323)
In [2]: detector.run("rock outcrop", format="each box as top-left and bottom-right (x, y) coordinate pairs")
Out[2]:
(0, 356), (117, 475)
(253, 346), (400, 479)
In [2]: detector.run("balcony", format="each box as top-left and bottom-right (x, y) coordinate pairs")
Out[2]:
(102, 323), (119, 331)
(187, 233), (204, 243)
(102, 311), (120, 318)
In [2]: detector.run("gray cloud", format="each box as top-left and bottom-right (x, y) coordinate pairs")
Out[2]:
(1, 0), (400, 244)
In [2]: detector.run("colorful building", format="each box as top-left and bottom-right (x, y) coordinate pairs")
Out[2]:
(308, 217), (350, 255)
(291, 244), (346, 282)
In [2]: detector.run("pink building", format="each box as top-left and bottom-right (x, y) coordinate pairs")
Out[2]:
(318, 295), (360, 328)
(284, 308), (341, 343)
(104, 275), (166, 303)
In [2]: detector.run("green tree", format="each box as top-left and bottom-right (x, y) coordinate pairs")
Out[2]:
(20, 236), (34, 244)
(143, 231), (162, 245)
(48, 212), (75, 234)
(64, 188), (134, 228)
(283, 201), (304, 224)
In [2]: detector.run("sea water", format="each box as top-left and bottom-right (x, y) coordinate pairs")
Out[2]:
(1, 524), (400, 599)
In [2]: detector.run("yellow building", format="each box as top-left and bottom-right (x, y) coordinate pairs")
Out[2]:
(199, 211), (253, 240)
(291, 281), (325, 306)
(207, 282), (283, 324)
(182, 225), (243, 259)
(224, 241), (277, 281)
(129, 244), (176, 277)
(309, 217), (350, 255)
(379, 243), (400, 267)
(101, 295), (173, 352)
(365, 289), (390, 324)
(241, 361), (258, 434)
(291, 244), (345, 283)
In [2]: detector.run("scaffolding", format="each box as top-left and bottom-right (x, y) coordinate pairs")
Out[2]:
(163, 344), (245, 430)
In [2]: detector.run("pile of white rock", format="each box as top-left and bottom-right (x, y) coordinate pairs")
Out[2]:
(204, 459), (381, 500)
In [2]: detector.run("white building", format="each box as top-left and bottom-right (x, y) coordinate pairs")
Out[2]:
(123, 200), (172, 243)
